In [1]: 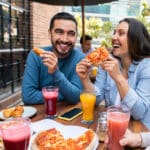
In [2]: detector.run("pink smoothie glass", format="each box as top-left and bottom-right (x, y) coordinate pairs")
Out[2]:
(42, 86), (59, 118)
(0, 117), (31, 150)
(107, 106), (130, 150)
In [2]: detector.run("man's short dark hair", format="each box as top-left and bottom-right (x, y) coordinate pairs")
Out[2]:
(49, 12), (78, 31)
(80, 35), (92, 44)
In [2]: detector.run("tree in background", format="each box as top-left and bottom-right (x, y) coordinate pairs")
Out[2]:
(75, 14), (102, 38)
(75, 14), (113, 48)
(75, 2), (150, 49)
(100, 21), (113, 48)
(141, 1), (150, 16)
(137, 1), (150, 33)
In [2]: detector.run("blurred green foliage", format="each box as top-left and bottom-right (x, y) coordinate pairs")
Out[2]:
(75, 2), (150, 48)
(137, 2), (150, 33)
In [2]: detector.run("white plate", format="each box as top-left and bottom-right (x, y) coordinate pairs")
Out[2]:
(0, 106), (37, 120)
(29, 119), (99, 150)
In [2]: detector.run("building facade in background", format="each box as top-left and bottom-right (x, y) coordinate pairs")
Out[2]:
(0, 0), (63, 102)
(65, 0), (149, 25)
(0, 0), (30, 100)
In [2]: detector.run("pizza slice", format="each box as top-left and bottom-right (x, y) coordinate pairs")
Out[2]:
(75, 129), (98, 150)
(31, 128), (98, 150)
(33, 47), (44, 56)
(32, 128), (68, 150)
(86, 46), (109, 66)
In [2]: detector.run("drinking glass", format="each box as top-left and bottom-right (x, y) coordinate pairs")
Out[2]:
(42, 86), (59, 118)
(80, 90), (96, 124)
(96, 112), (107, 142)
(89, 66), (98, 83)
(0, 117), (31, 150)
(91, 66), (98, 77)
(107, 106), (130, 150)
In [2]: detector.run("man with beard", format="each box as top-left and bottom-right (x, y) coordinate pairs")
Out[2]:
(22, 12), (85, 104)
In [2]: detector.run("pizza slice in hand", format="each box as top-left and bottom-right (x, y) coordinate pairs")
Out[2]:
(33, 47), (44, 56)
(86, 46), (109, 66)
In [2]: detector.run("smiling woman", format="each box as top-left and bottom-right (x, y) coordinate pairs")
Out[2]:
(76, 18), (150, 130)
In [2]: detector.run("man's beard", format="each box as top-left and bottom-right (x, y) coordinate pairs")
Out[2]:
(52, 40), (74, 58)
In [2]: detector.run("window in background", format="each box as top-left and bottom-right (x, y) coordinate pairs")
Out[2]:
(0, 0), (30, 100)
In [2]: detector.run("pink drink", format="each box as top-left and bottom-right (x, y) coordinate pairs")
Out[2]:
(1, 119), (30, 150)
(42, 86), (59, 116)
(107, 111), (130, 150)
(43, 91), (58, 115)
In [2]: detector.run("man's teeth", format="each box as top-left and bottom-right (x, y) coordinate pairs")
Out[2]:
(60, 44), (68, 47)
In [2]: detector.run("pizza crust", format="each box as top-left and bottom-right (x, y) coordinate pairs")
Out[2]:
(85, 132), (98, 150)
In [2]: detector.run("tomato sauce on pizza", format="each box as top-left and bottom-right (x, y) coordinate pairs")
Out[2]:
(32, 128), (98, 150)
(86, 46), (109, 66)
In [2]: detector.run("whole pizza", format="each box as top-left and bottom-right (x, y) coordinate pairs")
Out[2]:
(86, 46), (109, 66)
(31, 128), (98, 150)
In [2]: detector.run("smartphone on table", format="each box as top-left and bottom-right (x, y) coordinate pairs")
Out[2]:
(58, 108), (82, 121)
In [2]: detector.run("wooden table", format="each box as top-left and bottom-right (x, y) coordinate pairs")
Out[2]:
(30, 102), (149, 150)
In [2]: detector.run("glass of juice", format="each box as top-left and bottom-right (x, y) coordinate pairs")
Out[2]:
(0, 117), (31, 150)
(80, 90), (96, 124)
(89, 66), (98, 83)
(42, 86), (59, 118)
(91, 66), (98, 77)
(107, 106), (130, 150)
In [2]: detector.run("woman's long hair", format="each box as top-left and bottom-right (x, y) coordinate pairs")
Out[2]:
(119, 18), (150, 61)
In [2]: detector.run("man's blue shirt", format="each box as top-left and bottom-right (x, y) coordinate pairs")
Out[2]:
(22, 46), (85, 105)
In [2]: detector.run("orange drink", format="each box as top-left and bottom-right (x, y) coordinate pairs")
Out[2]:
(80, 90), (96, 124)
(91, 66), (98, 77)
(89, 66), (98, 83)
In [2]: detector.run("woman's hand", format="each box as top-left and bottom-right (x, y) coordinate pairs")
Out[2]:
(41, 51), (58, 74)
(76, 58), (91, 81)
(105, 129), (142, 148)
(119, 129), (142, 147)
(101, 56), (122, 81)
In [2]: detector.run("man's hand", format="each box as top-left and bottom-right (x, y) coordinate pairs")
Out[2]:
(41, 51), (58, 74)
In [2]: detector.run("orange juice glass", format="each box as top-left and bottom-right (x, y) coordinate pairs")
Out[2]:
(91, 66), (98, 77)
(80, 90), (96, 124)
